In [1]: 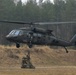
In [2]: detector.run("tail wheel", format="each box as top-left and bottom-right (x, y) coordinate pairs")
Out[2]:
(16, 43), (20, 48)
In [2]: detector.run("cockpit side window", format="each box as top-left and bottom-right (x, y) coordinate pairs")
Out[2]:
(9, 30), (15, 35)
(9, 30), (23, 36)
(14, 31), (20, 35)
(38, 33), (42, 37)
(19, 31), (23, 36)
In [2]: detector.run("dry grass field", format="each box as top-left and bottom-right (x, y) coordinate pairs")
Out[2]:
(0, 45), (76, 75)
(0, 66), (76, 75)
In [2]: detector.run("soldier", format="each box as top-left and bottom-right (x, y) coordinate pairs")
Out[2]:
(21, 50), (35, 69)
(21, 56), (28, 68)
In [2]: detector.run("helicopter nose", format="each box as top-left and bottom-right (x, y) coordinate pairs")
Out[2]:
(6, 35), (12, 41)
(6, 35), (10, 40)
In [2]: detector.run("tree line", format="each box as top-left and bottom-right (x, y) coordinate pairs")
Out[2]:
(0, 0), (76, 44)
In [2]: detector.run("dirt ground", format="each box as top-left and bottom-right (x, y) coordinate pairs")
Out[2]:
(0, 45), (76, 75)
(0, 66), (76, 75)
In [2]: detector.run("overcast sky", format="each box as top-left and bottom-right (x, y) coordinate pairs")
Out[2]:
(21, 0), (54, 3)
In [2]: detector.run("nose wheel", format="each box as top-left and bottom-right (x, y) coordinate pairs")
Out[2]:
(16, 43), (20, 48)
(21, 49), (35, 69)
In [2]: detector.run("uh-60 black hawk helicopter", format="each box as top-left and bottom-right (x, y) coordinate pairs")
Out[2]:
(0, 20), (76, 68)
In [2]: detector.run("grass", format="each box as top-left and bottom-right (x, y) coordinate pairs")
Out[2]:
(0, 67), (76, 75)
(0, 45), (76, 75)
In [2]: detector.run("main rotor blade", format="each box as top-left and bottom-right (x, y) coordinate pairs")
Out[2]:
(35, 21), (76, 25)
(0, 20), (33, 25)
(0, 20), (76, 25)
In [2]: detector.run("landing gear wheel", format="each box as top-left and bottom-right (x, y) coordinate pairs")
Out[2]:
(29, 44), (32, 48)
(28, 41), (33, 48)
(16, 43), (20, 48)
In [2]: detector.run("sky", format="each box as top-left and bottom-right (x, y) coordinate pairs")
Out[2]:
(21, 0), (54, 3)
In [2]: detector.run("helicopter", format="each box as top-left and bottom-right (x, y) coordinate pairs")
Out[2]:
(0, 20), (76, 53)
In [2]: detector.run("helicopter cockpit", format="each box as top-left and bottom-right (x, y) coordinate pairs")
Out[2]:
(8, 30), (23, 36)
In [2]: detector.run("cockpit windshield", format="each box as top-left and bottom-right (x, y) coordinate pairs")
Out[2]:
(9, 30), (23, 36)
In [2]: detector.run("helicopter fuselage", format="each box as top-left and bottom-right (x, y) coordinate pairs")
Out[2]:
(6, 28), (71, 48)
(0, 20), (76, 53)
